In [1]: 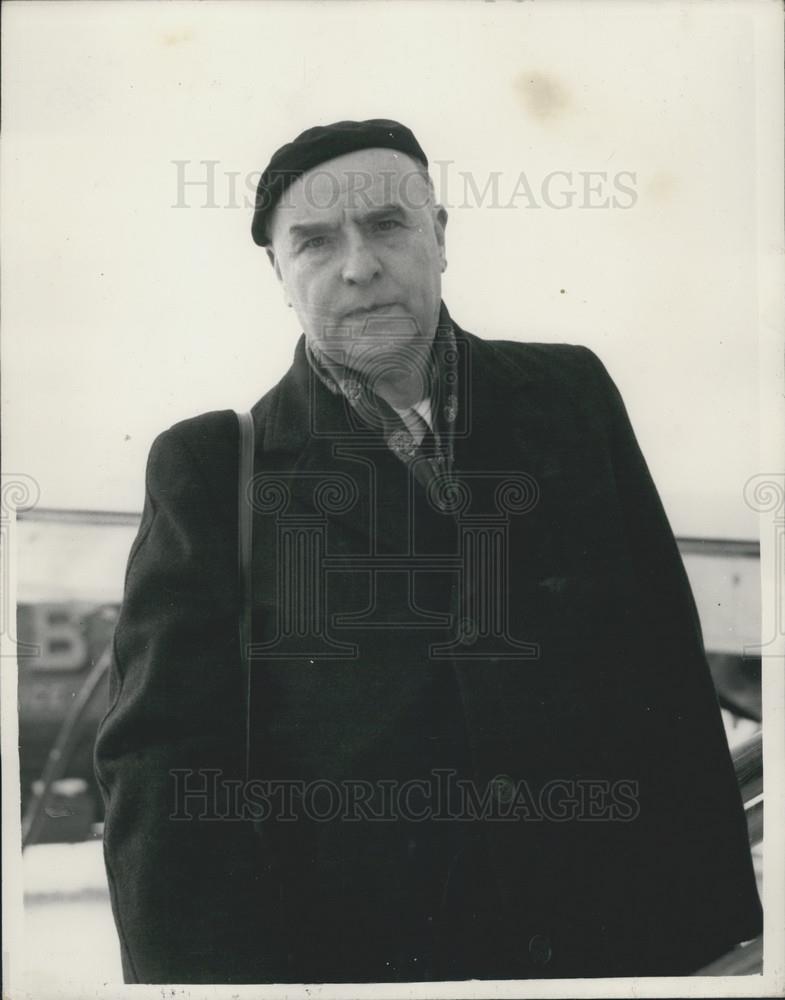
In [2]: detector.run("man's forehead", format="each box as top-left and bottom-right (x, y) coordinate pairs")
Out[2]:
(276, 148), (428, 224)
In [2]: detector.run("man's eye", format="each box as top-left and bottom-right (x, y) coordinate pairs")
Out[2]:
(303, 235), (328, 250)
(375, 219), (402, 232)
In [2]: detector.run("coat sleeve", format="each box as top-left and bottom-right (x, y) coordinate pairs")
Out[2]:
(582, 347), (763, 971)
(93, 420), (281, 984)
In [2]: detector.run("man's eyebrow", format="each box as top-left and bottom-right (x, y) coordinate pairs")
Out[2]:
(287, 204), (408, 241)
(358, 204), (407, 224)
(287, 220), (338, 240)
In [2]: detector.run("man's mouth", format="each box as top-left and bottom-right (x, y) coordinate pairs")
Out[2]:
(343, 302), (400, 321)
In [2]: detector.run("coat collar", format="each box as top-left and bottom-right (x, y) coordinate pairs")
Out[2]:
(257, 301), (535, 460)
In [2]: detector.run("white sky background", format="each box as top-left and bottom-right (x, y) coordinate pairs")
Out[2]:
(2, 0), (781, 539)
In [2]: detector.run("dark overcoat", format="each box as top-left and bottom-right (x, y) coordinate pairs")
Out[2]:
(94, 308), (762, 983)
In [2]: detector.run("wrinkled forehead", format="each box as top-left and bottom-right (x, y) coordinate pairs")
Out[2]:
(269, 147), (430, 241)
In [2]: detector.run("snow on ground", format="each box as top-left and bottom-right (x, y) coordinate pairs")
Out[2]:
(21, 837), (122, 996)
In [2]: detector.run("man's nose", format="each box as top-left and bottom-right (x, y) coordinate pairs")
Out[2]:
(340, 234), (381, 285)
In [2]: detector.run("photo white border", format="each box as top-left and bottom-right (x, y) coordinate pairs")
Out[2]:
(2, 2), (783, 998)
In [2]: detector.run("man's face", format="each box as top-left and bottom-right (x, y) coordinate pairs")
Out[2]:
(267, 148), (447, 385)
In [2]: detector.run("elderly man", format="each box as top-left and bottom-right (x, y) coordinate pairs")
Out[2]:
(95, 119), (762, 984)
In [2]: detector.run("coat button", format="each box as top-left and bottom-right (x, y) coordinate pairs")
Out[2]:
(491, 774), (516, 804)
(528, 933), (553, 966)
(459, 616), (478, 644)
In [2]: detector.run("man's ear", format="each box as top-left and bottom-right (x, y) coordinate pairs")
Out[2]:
(266, 248), (293, 308)
(265, 247), (283, 283)
(434, 204), (448, 272)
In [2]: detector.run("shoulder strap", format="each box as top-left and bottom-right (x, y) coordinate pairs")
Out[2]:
(236, 409), (255, 779)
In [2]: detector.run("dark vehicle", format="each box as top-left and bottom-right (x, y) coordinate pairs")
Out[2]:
(17, 510), (138, 842)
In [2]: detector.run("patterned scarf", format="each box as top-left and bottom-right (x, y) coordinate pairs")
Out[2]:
(304, 306), (458, 496)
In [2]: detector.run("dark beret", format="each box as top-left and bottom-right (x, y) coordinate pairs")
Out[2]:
(251, 118), (428, 247)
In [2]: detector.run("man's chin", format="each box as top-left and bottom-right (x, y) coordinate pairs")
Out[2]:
(351, 333), (429, 364)
(317, 316), (426, 356)
(346, 342), (434, 398)
(346, 314), (420, 341)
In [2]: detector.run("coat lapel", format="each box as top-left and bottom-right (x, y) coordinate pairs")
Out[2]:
(452, 322), (542, 479)
(255, 334), (414, 557)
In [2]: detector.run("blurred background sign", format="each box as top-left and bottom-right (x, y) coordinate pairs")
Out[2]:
(16, 510), (136, 842)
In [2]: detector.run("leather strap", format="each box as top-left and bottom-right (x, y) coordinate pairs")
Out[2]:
(236, 409), (255, 779)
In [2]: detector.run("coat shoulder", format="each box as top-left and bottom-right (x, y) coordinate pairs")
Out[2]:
(464, 334), (618, 437)
(483, 337), (604, 387)
(144, 381), (282, 518)
(469, 334), (613, 409)
(163, 408), (239, 451)
(159, 376), (281, 459)
(139, 410), (241, 531)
